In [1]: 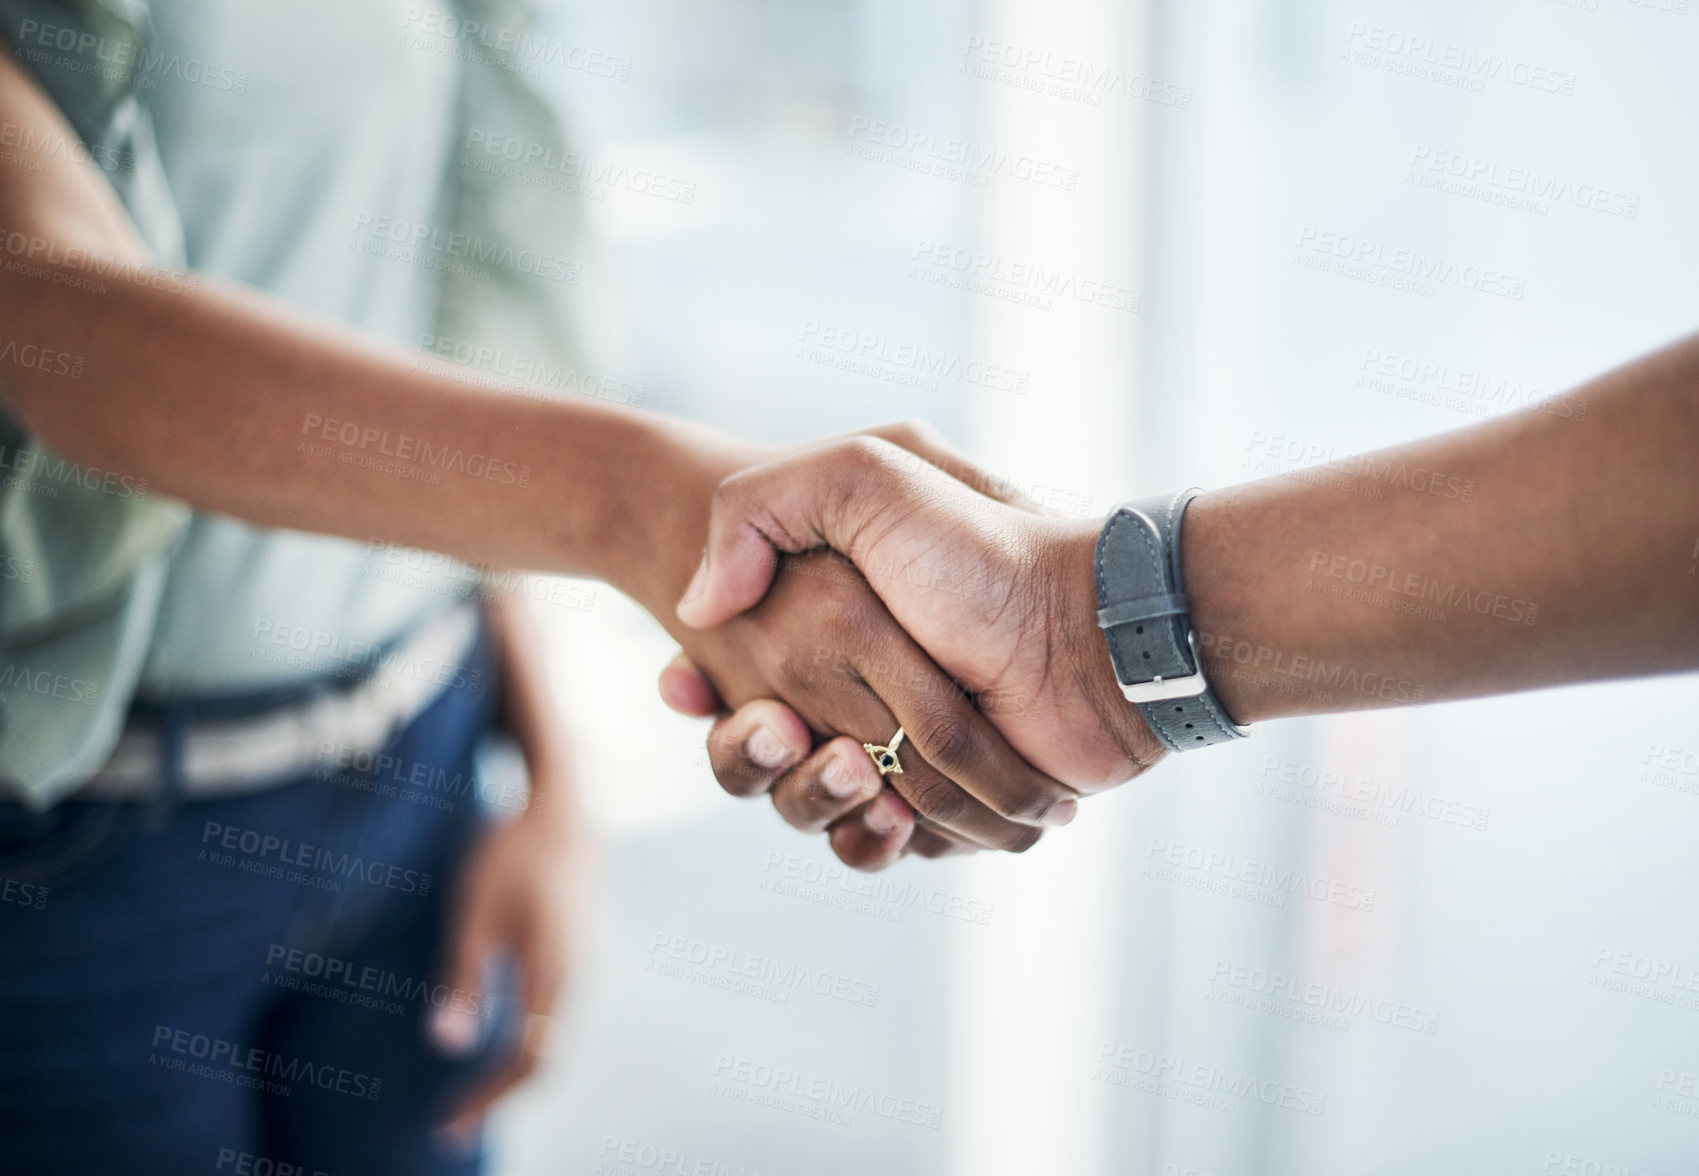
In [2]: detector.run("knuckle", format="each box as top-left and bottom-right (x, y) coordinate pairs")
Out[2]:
(772, 647), (810, 690)
(708, 741), (773, 798)
(901, 773), (970, 828)
(898, 417), (945, 453)
(992, 776), (1060, 825)
(883, 421), (918, 448)
(714, 470), (802, 552)
(908, 707), (979, 778)
(837, 435), (896, 478)
(775, 785), (832, 835)
(871, 418), (924, 449)
(775, 644), (829, 695)
(707, 468), (750, 516)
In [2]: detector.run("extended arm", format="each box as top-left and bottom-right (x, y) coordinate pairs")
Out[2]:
(0, 48), (1071, 864)
(1186, 338), (1699, 722)
(0, 49), (731, 606)
(679, 332), (1699, 795)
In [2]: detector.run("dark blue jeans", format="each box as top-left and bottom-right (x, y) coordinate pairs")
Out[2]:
(0, 622), (516, 1175)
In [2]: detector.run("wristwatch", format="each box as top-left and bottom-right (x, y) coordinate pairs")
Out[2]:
(1094, 489), (1251, 752)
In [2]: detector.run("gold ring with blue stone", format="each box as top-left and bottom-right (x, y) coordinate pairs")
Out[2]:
(863, 727), (905, 777)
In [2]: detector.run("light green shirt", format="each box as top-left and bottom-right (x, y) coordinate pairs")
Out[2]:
(0, 0), (586, 806)
(137, 0), (467, 694)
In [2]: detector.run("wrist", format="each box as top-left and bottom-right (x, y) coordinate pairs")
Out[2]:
(1053, 518), (1168, 782)
(589, 415), (771, 617)
(1085, 491), (1265, 761)
(1179, 490), (1269, 725)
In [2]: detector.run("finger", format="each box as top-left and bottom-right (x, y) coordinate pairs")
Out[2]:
(658, 651), (721, 718)
(441, 1054), (536, 1145)
(826, 790), (914, 872)
(768, 735), (884, 834)
(704, 699), (812, 798)
(804, 666), (1040, 854)
(429, 913), (491, 1059)
(757, 551), (1062, 852)
(441, 920), (568, 1139)
(853, 634), (1080, 830)
(438, 1004), (551, 1142)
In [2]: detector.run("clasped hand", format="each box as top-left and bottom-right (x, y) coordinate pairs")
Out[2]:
(654, 425), (1164, 870)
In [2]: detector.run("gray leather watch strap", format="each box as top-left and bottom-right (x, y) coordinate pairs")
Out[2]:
(1094, 489), (1251, 752)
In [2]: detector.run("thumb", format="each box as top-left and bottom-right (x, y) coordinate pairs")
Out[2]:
(676, 439), (898, 629)
(674, 518), (784, 631)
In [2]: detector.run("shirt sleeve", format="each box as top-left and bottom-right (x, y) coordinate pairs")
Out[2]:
(0, 0), (192, 805)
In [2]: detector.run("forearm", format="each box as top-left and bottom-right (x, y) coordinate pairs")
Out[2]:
(0, 47), (752, 599)
(1, 263), (751, 587)
(1183, 334), (1699, 722)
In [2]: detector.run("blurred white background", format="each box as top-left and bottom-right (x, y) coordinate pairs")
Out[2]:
(492, 2), (1699, 1174)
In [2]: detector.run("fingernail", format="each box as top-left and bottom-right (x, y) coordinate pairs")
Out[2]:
(821, 749), (864, 799)
(745, 725), (791, 770)
(430, 1006), (481, 1056)
(679, 554), (708, 607)
(864, 794), (900, 836)
(1044, 799), (1079, 827)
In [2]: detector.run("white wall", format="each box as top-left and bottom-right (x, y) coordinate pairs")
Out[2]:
(493, 2), (1699, 1173)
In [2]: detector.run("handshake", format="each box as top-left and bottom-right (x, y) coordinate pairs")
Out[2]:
(641, 422), (1169, 872)
(570, 332), (1686, 874)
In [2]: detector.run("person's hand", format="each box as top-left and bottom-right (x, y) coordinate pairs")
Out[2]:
(431, 784), (588, 1144)
(657, 650), (976, 867)
(652, 421), (1082, 868)
(431, 592), (590, 1143)
(674, 435), (1165, 798)
(663, 546), (1080, 870)
(614, 420), (1079, 868)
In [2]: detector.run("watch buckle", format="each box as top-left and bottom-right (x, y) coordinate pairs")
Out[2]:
(1119, 630), (1210, 704)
